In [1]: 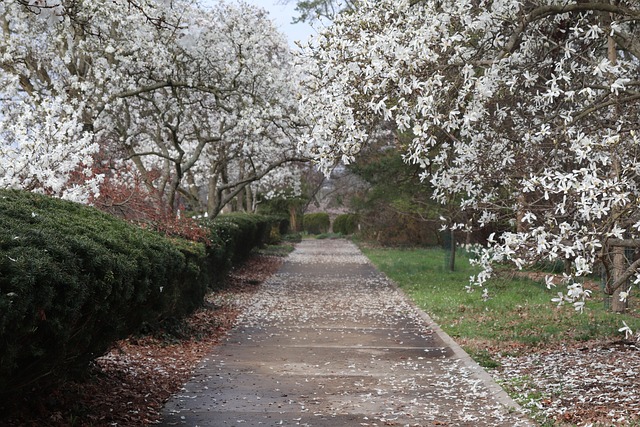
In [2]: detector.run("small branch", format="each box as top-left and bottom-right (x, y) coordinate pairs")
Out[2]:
(609, 256), (640, 292)
(573, 93), (640, 122)
(124, 150), (176, 162)
(607, 238), (640, 248)
(502, 3), (640, 57)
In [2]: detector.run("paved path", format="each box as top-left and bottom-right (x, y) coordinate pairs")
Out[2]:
(160, 239), (534, 426)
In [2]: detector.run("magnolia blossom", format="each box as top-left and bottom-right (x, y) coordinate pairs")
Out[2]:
(619, 321), (634, 340)
(1, 0), (306, 214)
(299, 0), (640, 321)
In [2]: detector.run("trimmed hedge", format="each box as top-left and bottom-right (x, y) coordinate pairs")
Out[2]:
(333, 214), (359, 235)
(201, 212), (277, 287)
(0, 190), (209, 393)
(0, 190), (275, 395)
(303, 212), (330, 235)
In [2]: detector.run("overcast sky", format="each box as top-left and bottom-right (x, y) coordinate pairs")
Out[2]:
(203, 0), (317, 48)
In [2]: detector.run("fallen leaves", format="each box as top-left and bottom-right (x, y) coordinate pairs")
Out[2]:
(495, 340), (640, 426)
(2, 242), (639, 426)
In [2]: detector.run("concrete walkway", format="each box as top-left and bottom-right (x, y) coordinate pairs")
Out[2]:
(160, 239), (534, 426)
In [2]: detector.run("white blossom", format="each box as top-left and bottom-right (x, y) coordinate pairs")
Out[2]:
(1, 0), (306, 212)
(619, 321), (634, 340)
(298, 0), (640, 311)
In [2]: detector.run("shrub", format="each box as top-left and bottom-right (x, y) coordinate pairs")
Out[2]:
(303, 212), (330, 234)
(200, 213), (276, 286)
(0, 190), (209, 395)
(0, 190), (278, 396)
(333, 214), (359, 235)
(271, 216), (290, 238)
(282, 232), (302, 243)
(316, 233), (340, 239)
(269, 225), (282, 245)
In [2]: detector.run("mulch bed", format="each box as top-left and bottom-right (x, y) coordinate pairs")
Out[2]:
(0, 254), (283, 427)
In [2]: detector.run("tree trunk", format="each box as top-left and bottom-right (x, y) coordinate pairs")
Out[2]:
(610, 245), (628, 313)
(236, 188), (244, 212)
(289, 205), (300, 232)
(516, 193), (527, 233)
(246, 186), (254, 213)
(607, 22), (627, 313)
(448, 229), (456, 272)
(207, 174), (220, 218)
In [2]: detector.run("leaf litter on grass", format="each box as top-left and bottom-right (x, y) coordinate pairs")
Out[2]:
(494, 340), (640, 426)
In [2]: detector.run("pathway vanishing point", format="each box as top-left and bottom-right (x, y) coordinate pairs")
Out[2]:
(160, 239), (534, 426)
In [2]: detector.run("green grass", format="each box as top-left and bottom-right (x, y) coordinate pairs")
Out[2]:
(361, 246), (640, 358)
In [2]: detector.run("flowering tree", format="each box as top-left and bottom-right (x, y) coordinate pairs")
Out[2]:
(300, 0), (640, 319)
(1, 0), (306, 217)
(287, 0), (357, 23)
(108, 1), (308, 217)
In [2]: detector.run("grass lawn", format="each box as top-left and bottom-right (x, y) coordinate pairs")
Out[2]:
(360, 246), (640, 365)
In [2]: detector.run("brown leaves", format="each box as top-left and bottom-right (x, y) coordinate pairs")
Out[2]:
(496, 339), (640, 425)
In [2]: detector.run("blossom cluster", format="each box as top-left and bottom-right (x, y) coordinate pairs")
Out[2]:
(0, 0), (306, 214)
(299, 0), (640, 325)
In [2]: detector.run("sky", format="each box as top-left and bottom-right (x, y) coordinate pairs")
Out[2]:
(203, 0), (317, 48)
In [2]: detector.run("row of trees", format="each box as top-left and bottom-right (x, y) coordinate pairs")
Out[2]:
(0, 0), (307, 221)
(299, 0), (640, 315)
(4, 0), (640, 321)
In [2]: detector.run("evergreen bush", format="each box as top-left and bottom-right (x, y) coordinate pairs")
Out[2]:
(303, 212), (330, 234)
(0, 190), (209, 394)
(200, 213), (277, 287)
(0, 190), (278, 396)
(333, 214), (359, 235)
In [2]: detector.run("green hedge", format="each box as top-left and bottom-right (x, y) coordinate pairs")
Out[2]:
(202, 212), (276, 286)
(333, 214), (359, 235)
(0, 190), (209, 393)
(0, 191), (276, 395)
(303, 212), (330, 234)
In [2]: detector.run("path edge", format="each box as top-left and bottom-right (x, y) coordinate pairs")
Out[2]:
(377, 270), (537, 425)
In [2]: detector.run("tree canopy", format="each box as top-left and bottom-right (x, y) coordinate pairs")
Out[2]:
(299, 0), (640, 317)
(1, 0), (307, 217)
(286, 0), (357, 23)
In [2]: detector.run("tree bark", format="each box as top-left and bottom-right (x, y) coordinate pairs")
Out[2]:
(610, 245), (628, 313)
(607, 3), (628, 314)
(289, 205), (300, 232)
(207, 174), (220, 218)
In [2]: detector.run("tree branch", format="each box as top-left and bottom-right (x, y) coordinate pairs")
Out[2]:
(502, 3), (640, 57)
(124, 150), (176, 162)
(607, 238), (640, 248)
(573, 93), (640, 122)
(609, 256), (640, 292)
(612, 30), (640, 60)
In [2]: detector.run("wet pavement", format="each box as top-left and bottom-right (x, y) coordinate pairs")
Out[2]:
(160, 239), (534, 426)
